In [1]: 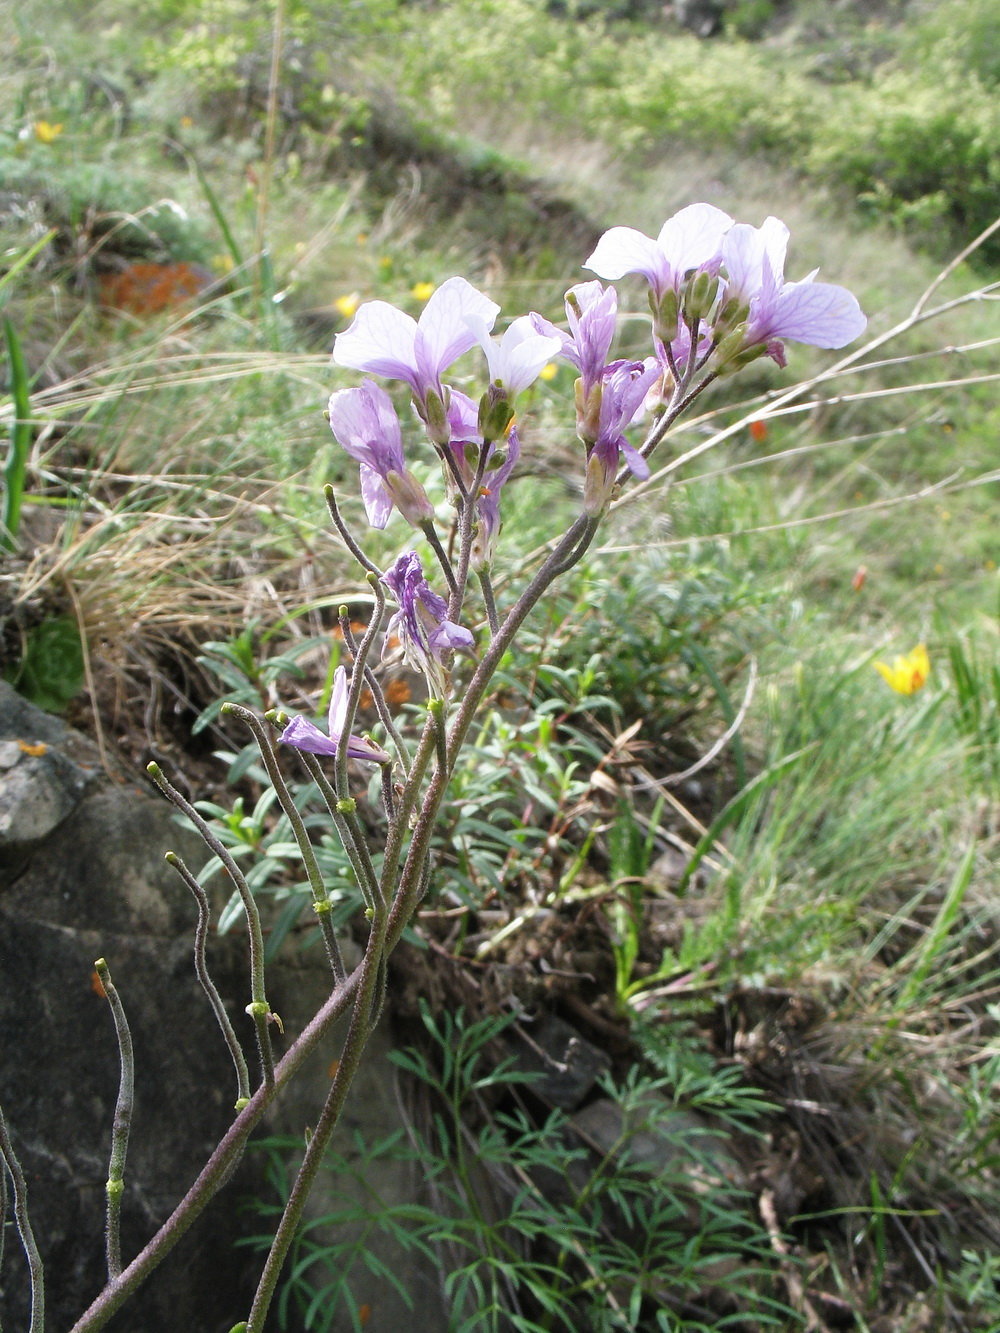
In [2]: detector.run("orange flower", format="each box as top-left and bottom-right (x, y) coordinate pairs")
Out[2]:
(749, 419), (768, 442)
(874, 644), (929, 695)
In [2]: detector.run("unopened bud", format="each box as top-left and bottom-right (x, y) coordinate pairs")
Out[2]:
(682, 270), (716, 325)
(575, 377), (602, 446)
(713, 295), (749, 341)
(384, 468), (435, 528)
(420, 388), (450, 446)
(478, 384), (514, 443)
(650, 287), (679, 344)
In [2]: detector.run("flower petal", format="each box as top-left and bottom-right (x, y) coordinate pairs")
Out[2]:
(279, 715), (340, 756)
(332, 301), (420, 388)
(585, 226), (668, 291)
(764, 279), (867, 348)
(417, 277), (500, 377)
(656, 202), (734, 274)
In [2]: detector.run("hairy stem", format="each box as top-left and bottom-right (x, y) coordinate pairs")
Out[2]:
(147, 762), (274, 1088)
(94, 959), (134, 1281)
(0, 1106), (44, 1333)
(166, 851), (252, 1105)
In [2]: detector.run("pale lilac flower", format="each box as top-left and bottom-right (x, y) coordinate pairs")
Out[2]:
(720, 216), (867, 362)
(328, 380), (433, 530)
(465, 313), (562, 398)
(584, 359), (661, 516)
(382, 551), (474, 696)
(332, 277), (500, 420)
(529, 281), (618, 400)
(471, 427), (520, 571)
(443, 389), (484, 495)
(279, 666), (389, 764)
(584, 203), (734, 304)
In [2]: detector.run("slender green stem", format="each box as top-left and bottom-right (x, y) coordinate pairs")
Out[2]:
(422, 519), (459, 598)
(94, 959), (134, 1281)
(337, 607), (410, 775)
(447, 442), (491, 624)
(147, 763), (274, 1088)
(477, 567), (500, 637)
(245, 874), (393, 1332)
(0, 1105), (43, 1333)
(165, 852), (251, 1106)
(324, 487), (383, 577)
(222, 703), (346, 982)
(298, 751), (384, 910)
(334, 574), (385, 803)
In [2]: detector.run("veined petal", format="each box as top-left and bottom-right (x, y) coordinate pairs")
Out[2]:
(328, 381), (405, 473)
(327, 665), (350, 740)
(656, 202), (734, 274)
(417, 277), (500, 375)
(619, 439), (651, 479)
(585, 226), (669, 293)
(332, 301), (420, 388)
(763, 279), (867, 348)
(360, 464), (394, 528)
(278, 715), (340, 756)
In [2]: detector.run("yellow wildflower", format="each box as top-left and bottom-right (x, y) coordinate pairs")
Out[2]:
(874, 644), (930, 695)
(411, 281), (435, 302)
(180, 115), (194, 129)
(334, 293), (359, 319)
(538, 362), (558, 382)
(34, 121), (63, 144)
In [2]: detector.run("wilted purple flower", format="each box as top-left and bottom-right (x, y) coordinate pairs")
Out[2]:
(584, 359), (661, 516)
(279, 665), (389, 764)
(471, 427), (520, 571)
(328, 380), (434, 530)
(382, 551), (474, 696)
(719, 216), (866, 365)
(584, 203), (734, 305)
(332, 277), (500, 439)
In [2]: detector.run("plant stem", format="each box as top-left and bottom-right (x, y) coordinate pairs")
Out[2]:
(477, 567), (500, 636)
(166, 852), (252, 1106)
(147, 763), (274, 1088)
(0, 1105), (44, 1333)
(68, 972), (358, 1333)
(94, 959), (134, 1281)
(223, 704), (346, 982)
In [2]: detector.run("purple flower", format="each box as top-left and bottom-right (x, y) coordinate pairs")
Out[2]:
(279, 666), (389, 764)
(328, 380), (434, 530)
(584, 203), (734, 305)
(332, 277), (500, 437)
(719, 216), (866, 364)
(530, 280), (618, 401)
(442, 389), (484, 496)
(583, 359), (661, 516)
(382, 551), (474, 696)
(471, 427), (520, 571)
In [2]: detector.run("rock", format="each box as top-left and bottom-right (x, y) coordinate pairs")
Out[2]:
(508, 1012), (611, 1110)
(0, 681), (450, 1332)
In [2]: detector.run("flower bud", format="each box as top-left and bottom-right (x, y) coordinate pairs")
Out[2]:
(712, 295), (749, 341)
(478, 384), (514, 443)
(650, 287), (679, 344)
(419, 387), (451, 447)
(574, 376), (603, 446)
(384, 468), (435, 527)
(682, 270), (717, 325)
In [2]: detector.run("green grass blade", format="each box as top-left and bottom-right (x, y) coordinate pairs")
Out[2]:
(675, 745), (815, 898)
(2, 318), (32, 552)
(0, 229), (57, 304)
(895, 841), (977, 1010)
(190, 154), (245, 272)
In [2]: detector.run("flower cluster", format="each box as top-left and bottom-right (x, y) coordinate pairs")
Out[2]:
(302, 203), (867, 758)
